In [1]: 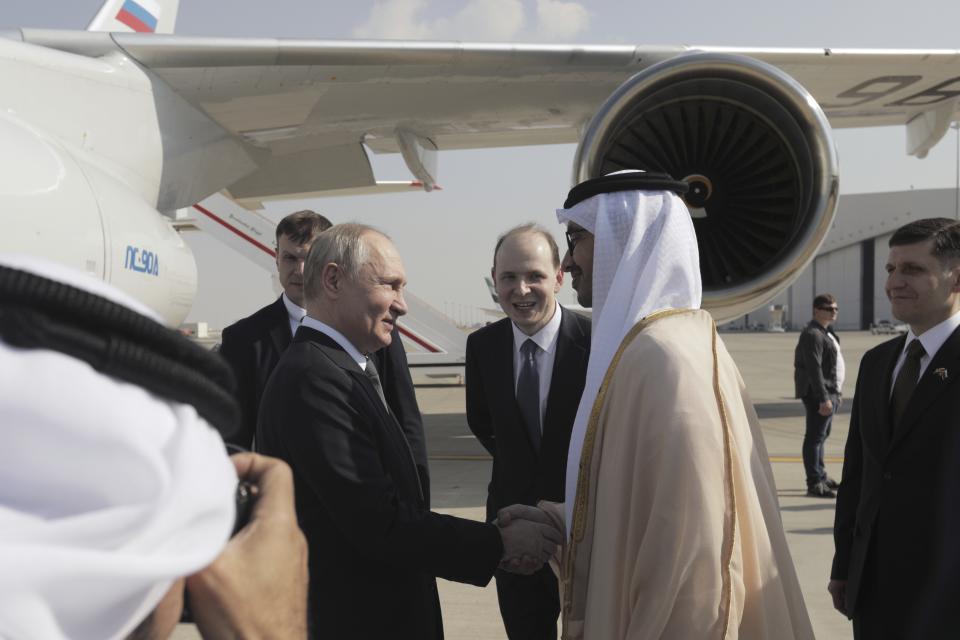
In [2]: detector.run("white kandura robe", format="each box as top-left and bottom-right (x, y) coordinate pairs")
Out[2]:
(558, 309), (813, 640)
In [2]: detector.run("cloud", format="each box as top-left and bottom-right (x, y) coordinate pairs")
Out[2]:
(447, 0), (526, 40)
(535, 0), (591, 39)
(351, 0), (435, 39)
(351, 0), (588, 41)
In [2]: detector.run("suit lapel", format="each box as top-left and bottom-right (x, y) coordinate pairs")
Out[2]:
(298, 326), (361, 371)
(269, 296), (293, 356)
(871, 335), (906, 454)
(299, 328), (388, 416)
(889, 326), (960, 450)
(301, 327), (426, 502)
(544, 308), (587, 440)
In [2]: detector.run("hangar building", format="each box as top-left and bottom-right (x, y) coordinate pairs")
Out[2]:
(732, 187), (958, 331)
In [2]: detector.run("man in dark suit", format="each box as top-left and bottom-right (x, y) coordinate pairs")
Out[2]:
(466, 224), (590, 639)
(793, 292), (844, 498)
(257, 223), (564, 639)
(218, 210), (420, 451)
(830, 218), (960, 639)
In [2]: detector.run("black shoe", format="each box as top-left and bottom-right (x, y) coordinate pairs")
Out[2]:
(824, 477), (840, 490)
(807, 482), (836, 498)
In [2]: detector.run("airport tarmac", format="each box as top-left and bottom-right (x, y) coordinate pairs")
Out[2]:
(176, 328), (893, 639)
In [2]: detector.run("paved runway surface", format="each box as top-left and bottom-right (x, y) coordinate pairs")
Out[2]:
(177, 329), (894, 639)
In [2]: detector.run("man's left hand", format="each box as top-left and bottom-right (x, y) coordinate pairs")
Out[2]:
(827, 579), (848, 616)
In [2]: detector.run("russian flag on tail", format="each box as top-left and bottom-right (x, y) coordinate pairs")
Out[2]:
(116, 0), (159, 32)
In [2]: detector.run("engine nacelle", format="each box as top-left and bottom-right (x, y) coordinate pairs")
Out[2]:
(0, 112), (197, 326)
(573, 53), (839, 322)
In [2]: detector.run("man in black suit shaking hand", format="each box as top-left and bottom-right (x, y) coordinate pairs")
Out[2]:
(219, 210), (420, 450)
(466, 224), (590, 639)
(257, 223), (564, 639)
(830, 218), (960, 639)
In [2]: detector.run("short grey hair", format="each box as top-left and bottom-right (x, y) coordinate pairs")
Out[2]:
(303, 223), (384, 301)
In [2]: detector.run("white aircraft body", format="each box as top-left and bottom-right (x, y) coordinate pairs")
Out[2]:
(2, 0), (959, 329)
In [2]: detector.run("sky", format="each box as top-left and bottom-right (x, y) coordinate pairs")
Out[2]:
(7, 0), (960, 328)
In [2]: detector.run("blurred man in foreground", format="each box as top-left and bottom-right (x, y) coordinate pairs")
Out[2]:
(0, 255), (307, 639)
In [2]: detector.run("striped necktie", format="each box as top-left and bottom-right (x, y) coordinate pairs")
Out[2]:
(364, 356), (389, 411)
(890, 339), (925, 435)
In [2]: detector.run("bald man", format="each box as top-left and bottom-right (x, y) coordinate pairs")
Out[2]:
(466, 224), (590, 639)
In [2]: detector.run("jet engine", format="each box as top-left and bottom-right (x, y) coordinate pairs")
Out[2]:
(573, 53), (839, 322)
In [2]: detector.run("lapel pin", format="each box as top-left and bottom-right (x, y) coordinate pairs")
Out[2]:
(934, 367), (948, 381)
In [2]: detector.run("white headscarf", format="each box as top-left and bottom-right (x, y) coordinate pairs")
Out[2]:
(557, 183), (702, 532)
(0, 255), (237, 640)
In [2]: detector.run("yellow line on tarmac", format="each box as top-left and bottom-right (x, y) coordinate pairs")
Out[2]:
(430, 454), (845, 463)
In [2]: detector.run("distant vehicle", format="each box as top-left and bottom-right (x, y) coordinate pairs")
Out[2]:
(870, 320), (908, 335)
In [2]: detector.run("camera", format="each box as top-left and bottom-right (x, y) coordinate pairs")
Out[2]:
(232, 480), (255, 535)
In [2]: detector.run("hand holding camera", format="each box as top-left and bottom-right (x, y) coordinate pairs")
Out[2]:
(186, 452), (309, 639)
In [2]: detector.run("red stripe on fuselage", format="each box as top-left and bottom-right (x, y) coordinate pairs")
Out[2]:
(396, 326), (441, 353)
(192, 204), (276, 258)
(116, 9), (154, 32)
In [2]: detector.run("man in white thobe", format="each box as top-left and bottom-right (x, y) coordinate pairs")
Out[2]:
(504, 171), (814, 640)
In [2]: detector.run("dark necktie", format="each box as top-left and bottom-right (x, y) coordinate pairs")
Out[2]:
(364, 356), (390, 411)
(890, 339), (926, 435)
(517, 339), (542, 452)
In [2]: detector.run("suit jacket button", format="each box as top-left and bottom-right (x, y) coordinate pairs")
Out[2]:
(883, 471), (893, 480)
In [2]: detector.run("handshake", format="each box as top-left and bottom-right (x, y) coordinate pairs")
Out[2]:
(495, 503), (565, 575)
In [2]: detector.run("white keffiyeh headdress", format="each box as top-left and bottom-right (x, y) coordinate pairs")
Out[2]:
(556, 174), (702, 531)
(0, 255), (237, 640)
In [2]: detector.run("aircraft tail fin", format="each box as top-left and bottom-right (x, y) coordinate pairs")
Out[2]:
(87, 0), (179, 34)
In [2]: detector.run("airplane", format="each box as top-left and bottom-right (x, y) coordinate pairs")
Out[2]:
(2, 0), (959, 334)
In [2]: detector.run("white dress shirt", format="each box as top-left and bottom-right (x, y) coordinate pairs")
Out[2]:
(512, 303), (562, 431)
(827, 331), (846, 392)
(890, 309), (960, 395)
(282, 293), (307, 338)
(300, 315), (368, 371)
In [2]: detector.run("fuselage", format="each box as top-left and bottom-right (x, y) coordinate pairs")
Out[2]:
(0, 35), (196, 325)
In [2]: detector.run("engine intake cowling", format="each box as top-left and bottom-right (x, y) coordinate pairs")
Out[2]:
(573, 52), (839, 322)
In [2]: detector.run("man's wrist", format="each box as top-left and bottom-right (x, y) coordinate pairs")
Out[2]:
(493, 522), (507, 560)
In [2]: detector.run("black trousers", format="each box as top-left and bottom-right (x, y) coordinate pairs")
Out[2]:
(801, 392), (839, 487)
(495, 566), (560, 639)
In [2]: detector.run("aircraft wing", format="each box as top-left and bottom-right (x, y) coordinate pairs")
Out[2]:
(14, 30), (960, 199)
